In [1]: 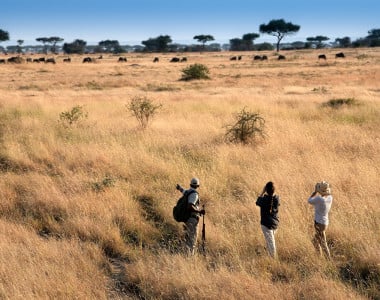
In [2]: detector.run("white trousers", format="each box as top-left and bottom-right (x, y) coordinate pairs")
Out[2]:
(261, 225), (277, 259)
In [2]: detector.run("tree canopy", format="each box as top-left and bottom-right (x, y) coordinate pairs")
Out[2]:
(259, 19), (300, 52)
(98, 40), (124, 53)
(0, 29), (10, 43)
(142, 35), (172, 52)
(306, 35), (330, 48)
(193, 35), (215, 49)
(63, 39), (87, 54)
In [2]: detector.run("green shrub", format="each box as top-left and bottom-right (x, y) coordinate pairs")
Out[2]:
(225, 108), (266, 144)
(59, 105), (88, 127)
(181, 64), (210, 81)
(128, 96), (162, 129)
(323, 98), (358, 109)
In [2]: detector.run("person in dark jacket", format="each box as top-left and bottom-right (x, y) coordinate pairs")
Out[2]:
(256, 181), (280, 259)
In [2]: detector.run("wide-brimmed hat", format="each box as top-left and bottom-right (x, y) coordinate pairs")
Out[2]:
(316, 181), (331, 196)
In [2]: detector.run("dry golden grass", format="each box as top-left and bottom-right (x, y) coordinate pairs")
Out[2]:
(0, 48), (379, 299)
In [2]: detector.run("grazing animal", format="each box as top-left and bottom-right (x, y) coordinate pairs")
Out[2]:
(82, 57), (93, 63)
(318, 54), (327, 60)
(0, 59), (5, 64)
(335, 52), (345, 58)
(45, 58), (56, 64)
(180, 57), (187, 62)
(7, 56), (23, 63)
(38, 57), (46, 62)
(33, 59), (40, 63)
(253, 55), (262, 60)
(230, 56), (237, 61)
(98, 55), (103, 59)
(26, 58), (32, 62)
(238, 55), (242, 60)
(118, 56), (127, 62)
(170, 57), (180, 62)
(63, 57), (71, 62)
(278, 55), (286, 60)
(261, 55), (268, 61)
(153, 57), (159, 62)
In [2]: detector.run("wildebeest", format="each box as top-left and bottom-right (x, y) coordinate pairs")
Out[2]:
(278, 55), (286, 60)
(153, 57), (159, 62)
(318, 54), (327, 60)
(180, 57), (187, 62)
(335, 52), (345, 58)
(45, 58), (56, 64)
(118, 56), (127, 62)
(238, 55), (242, 60)
(253, 55), (262, 60)
(38, 57), (46, 62)
(7, 56), (23, 63)
(26, 57), (32, 62)
(170, 57), (180, 62)
(0, 59), (5, 64)
(33, 59), (40, 63)
(230, 56), (237, 61)
(63, 57), (71, 62)
(82, 57), (93, 63)
(261, 55), (268, 61)
(98, 55), (103, 59)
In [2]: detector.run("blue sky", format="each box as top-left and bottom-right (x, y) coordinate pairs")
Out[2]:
(1, 0), (379, 46)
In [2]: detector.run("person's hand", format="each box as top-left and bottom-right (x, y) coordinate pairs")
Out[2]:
(199, 209), (206, 215)
(176, 184), (181, 191)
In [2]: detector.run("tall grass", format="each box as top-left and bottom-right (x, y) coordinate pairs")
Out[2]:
(0, 48), (379, 299)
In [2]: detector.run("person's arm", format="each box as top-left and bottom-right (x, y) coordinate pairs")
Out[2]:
(176, 184), (185, 194)
(256, 186), (266, 206)
(308, 191), (318, 204)
(187, 192), (205, 215)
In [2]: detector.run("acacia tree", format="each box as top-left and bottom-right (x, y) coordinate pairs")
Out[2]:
(63, 39), (87, 54)
(36, 36), (63, 54)
(335, 37), (351, 48)
(142, 35), (172, 52)
(306, 35), (330, 48)
(16, 39), (24, 54)
(0, 29), (10, 53)
(193, 34), (215, 50)
(48, 36), (64, 54)
(98, 40), (124, 53)
(259, 19), (300, 52)
(242, 33), (260, 50)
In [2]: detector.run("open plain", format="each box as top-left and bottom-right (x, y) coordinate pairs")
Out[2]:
(0, 48), (379, 299)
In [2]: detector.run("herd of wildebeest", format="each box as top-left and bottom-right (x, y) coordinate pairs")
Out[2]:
(0, 52), (346, 65)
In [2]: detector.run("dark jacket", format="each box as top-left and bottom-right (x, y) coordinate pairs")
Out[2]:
(256, 194), (280, 229)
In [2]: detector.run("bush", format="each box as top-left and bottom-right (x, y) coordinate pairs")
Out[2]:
(128, 96), (162, 129)
(181, 64), (210, 81)
(225, 108), (266, 144)
(59, 105), (88, 127)
(322, 98), (358, 109)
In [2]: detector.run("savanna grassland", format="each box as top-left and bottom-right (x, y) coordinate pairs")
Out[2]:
(0, 48), (379, 299)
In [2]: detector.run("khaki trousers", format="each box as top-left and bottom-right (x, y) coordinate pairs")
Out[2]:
(185, 217), (199, 255)
(313, 222), (331, 259)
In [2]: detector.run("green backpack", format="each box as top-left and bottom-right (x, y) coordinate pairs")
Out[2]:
(173, 190), (197, 222)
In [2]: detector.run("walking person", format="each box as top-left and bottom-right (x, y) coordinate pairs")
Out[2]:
(308, 181), (332, 259)
(176, 178), (205, 256)
(256, 181), (280, 259)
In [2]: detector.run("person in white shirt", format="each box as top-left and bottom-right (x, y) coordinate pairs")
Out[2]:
(308, 181), (333, 259)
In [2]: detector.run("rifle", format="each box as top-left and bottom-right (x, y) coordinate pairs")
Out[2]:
(201, 205), (206, 256)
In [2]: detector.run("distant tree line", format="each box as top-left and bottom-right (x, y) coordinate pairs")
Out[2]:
(1, 21), (379, 55)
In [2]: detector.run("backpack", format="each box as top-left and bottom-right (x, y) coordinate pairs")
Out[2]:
(173, 190), (197, 222)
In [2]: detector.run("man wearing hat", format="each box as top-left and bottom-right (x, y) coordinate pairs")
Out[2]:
(176, 177), (205, 255)
(308, 181), (333, 259)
